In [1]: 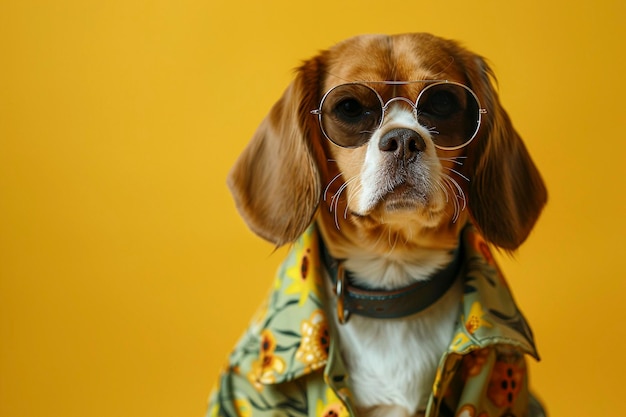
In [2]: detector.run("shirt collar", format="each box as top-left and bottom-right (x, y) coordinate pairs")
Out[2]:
(259, 222), (538, 385)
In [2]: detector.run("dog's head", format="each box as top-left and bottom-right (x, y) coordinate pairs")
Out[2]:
(228, 33), (547, 252)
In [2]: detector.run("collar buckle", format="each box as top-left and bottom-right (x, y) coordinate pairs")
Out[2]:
(335, 263), (351, 324)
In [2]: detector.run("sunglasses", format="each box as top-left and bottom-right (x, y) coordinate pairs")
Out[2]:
(311, 81), (487, 151)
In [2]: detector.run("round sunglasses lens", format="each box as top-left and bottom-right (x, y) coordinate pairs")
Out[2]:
(320, 84), (382, 147)
(416, 84), (480, 149)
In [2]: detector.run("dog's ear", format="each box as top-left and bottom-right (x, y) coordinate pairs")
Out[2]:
(464, 57), (547, 250)
(227, 57), (327, 246)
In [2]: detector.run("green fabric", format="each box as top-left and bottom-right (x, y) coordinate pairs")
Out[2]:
(208, 223), (543, 417)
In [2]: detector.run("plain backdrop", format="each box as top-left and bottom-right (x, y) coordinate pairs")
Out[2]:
(1, 0), (625, 416)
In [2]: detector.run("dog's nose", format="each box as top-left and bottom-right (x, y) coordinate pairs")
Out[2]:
(378, 128), (426, 161)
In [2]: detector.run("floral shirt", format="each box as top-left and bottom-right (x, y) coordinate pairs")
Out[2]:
(208, 224), (546, 417)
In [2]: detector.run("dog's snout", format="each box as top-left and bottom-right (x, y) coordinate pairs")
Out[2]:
(379, 128), (426, 161)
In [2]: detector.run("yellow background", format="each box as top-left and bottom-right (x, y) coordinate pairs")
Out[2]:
(1, 0), (625, 416)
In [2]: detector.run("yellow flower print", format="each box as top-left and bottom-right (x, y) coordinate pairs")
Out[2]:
(450, 302), (494, 353)
(247, 329), (286, 391)
(234, 398), (252, 417)
(316, 387), (349, 417)
(295, 309), (330, 371)
(450, 330), (471, 352)
(285, 234), (322, 305)
(465, 302), (493, 335)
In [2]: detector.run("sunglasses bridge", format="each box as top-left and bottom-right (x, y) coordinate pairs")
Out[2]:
(379, 96), (420, 118)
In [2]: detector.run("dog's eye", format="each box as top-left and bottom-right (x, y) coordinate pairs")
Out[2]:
(335, 98), (366, 121)
(424, 91), (459, 118)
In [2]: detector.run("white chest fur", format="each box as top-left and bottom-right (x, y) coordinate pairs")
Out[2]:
(324, 256), (463, 417)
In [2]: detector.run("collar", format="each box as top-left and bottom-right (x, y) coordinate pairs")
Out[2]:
(318, 234), (463, 323)
(254, 222), (539, 386)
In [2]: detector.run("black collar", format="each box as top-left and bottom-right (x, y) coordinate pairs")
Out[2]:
(318, 234), (464, 323)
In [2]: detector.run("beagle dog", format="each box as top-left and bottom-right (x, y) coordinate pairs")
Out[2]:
(215, 33), (547, 417)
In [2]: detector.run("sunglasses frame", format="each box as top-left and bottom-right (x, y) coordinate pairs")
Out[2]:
(311, 80), (487, 151)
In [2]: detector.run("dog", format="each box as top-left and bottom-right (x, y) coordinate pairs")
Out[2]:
(209, 33), (547, 417)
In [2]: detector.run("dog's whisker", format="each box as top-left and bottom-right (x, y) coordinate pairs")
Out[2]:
(330, 176), (358, 230)
(443, 174), (467, 216)
(439, 156), (467, 166)
(440, 178), (459, 222)
(324, 172), (344, 201)
(344, 181), (362, 220)
(440, 174), (468, 223)
(426, 127), (440, 136)
(332, 185), (347, 229)
(444, 167), (470, 182)
(446, 176), (466, 210)
(335, 177), (357, 208)
(333, 196), (342, 230)
(329, 179), (347, 209)
(439, 156), (470, 215)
